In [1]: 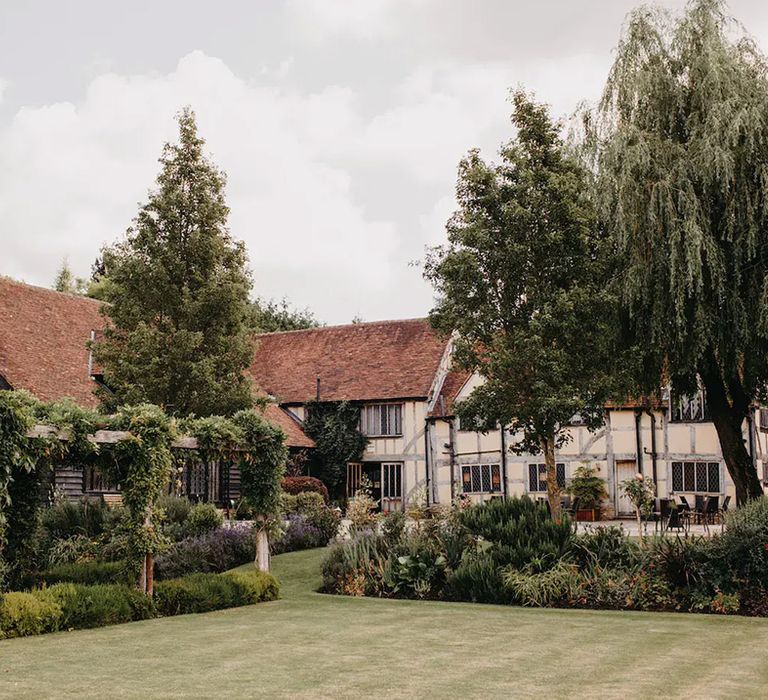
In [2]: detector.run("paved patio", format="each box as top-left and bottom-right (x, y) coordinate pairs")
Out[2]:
(576, 518), (723, 537)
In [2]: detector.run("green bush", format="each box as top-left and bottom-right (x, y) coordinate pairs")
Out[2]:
(154, 570), (279, 616)
(0, 592), (62, 639)
(185, 503), (224, 537)
(321, 532), (389, 595)
(42, 560), (135, 586)
(44, 583), (155, 629)
(720, 496), (768, 589)
(458, 497), (573, 570)
(281, 491), (341, 544)
(504, 562), (582, 607)
(41, 498), (115, 540)
(443, 551), (510, 604)
(570, 526), (641, 571)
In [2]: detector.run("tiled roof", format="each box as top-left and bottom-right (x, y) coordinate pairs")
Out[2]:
(429, 369), (471, 418)
(262, 403), (315, 449)
(0, 276), (103, 407)
(248, 319), (450, 404)
(0, 277), (315, 448)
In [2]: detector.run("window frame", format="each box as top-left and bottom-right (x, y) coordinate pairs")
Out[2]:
(461, 463), (502, 495)
(528, 463), (567, 493)
(360, 403), (404, 437)
(670, 389), (710, 423)
(671, 461), (721, 494)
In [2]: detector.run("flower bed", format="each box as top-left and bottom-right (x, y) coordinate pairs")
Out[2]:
(321, 495), (768, 616)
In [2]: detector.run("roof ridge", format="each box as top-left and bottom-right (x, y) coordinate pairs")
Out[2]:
(254, 316), (430, 337)
(0, 275), (103, 306)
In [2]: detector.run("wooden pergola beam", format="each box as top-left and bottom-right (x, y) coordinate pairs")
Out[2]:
(27, 424), (202, 450)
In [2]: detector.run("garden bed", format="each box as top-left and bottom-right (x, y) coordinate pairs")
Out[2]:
(321, 496), (768, 616)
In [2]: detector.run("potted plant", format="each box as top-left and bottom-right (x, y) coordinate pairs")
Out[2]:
(566, 465), (608, 521)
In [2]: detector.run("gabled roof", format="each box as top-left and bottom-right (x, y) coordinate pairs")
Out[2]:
(0, 276), (103, 407)
(0, 277), (315, 448)
(429, 369), (472, 418)
(248, 319), (450, 404)
(262, 403), (315, 449)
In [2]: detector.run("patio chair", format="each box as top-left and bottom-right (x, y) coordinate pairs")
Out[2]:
(565, 496), (580, 519)
(703, 495), (719, 525)
(660, 498), (684, 532)
(694, 495), (706, 524)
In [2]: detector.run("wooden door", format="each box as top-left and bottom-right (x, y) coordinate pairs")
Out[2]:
(615, 460), (637, 516)
(381, 462), (403, 513)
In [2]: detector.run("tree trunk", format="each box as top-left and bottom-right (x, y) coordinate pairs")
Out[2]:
(146, 553), (154, 596)
(254, 519), (270, 572)
(541, 435), (561, 522)
(700, 353), (762, 505)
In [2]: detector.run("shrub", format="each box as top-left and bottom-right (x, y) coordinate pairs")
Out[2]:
(157, 494), (193, 524)
(643, 535), (716, 593)
(40, 498), (114, 540)
(321, 532), (389, 595)
(0, 592), (62, 638)
(382, 511), (407, 546)
(458, 497), (572, 570)
(45, 534), (101, 567)
(570, 526), (640, 571)
(281, 492), (341, 544)
(504, 562), (582, 607)
(443, 551), (510, 604)
(282, 476), (330, 503)
(720, 496), (768, 589)
(154, 570), (279, 616)
(154, 525), (255, 580)
(272, 515), (326, 555)
(42, 560), (135, 586)
(185, 503), (224, 537)
(566, 466), (608, 510)
(44, 582), (156, 629)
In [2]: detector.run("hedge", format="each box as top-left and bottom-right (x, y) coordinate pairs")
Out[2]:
(0, 569), (279, 639)
(42, 560), (135, 587)
(154, 569), (279, 616)
(282, 476), (329, 503)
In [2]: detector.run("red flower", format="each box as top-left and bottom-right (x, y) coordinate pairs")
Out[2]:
(764, 543), (768, 552)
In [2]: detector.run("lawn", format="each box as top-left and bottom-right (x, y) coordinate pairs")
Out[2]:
(2, 549), (768, 699)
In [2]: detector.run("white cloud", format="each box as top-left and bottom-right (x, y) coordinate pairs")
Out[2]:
(0, 52), (400, 323)
(0, 78), (8, 104)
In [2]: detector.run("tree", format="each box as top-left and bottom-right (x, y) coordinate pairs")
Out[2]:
(93, 108), (254, 417)
(249, 297), (320, 333)
(590, 0), (768, 503)
(425, 91), (624, 521)
(53, 259), (87, 295)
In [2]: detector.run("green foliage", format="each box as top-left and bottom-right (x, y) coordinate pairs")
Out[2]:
(156, 494), (193, 533)
(249, 297), (320, 333)
(457, 497), (573, 571)
(232, 409), (288, 519)
(154, 570), (279, 616)
(93, 107), (254, 417)
(620, 474), (656, 520)
(443, 552), (510, 604)
(589, 0), (768, 501)
(0, 591), (62, 639)
(44, 582), (156, 629)
(40, 498), (114, 541)
(185, 503), (224, 537)
(570, 526), (640, 571)
(281, 492), (341, 543)
(303, 401), (367, 497)
(720, 496), (768, 589)
(566, 465), (608, 510)
(282, 476), (330, 503)
(52, 259), (87, 296)
(504, 562), (582, 607)
(102, 404), (176, 569)
(42, 560), (134, 586)
(425, 90), (626, 471)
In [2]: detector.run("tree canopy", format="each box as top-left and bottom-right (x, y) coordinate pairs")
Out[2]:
(426, 91), (625, 519)
(589, 0), (768, 502)
(249, 297), (320, 333)
(93, 108), (254, 417)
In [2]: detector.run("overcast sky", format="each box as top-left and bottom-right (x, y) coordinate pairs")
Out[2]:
(2, 1), (768, 324)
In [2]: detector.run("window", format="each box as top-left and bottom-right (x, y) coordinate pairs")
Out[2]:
(382, 463), (403, 499)
(84, 466), (119, 493)
(461, 464), (501, 494)
(528, 463), (566, 492)
(671, 389), (709, 422)
(759, 408), (768, 432)
(671, 461), (721, 493)
(361, 403), (403, 436)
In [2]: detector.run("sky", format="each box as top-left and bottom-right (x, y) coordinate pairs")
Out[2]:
(2, 1), (768, 324)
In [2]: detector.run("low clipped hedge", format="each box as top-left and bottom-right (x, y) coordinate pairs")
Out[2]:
(282, 476), (329, 503)
(0, 569), (279, 639)
(42, 560), (135, 587)
(154, 569), (279, 616)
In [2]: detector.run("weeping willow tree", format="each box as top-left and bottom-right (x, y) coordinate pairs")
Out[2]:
(591, 0), (768, 503)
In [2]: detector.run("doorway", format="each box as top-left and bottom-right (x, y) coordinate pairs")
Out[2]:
(346, 461), (403, 512)
(615, 460), (637, 516)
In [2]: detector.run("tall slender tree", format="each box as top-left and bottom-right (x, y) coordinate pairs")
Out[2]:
(94, 108), (254, 416)
(426, 91), (624, 520)
(591, 0), (768, 503)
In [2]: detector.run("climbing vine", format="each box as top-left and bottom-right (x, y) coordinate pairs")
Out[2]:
(0, 391), (290, 589)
